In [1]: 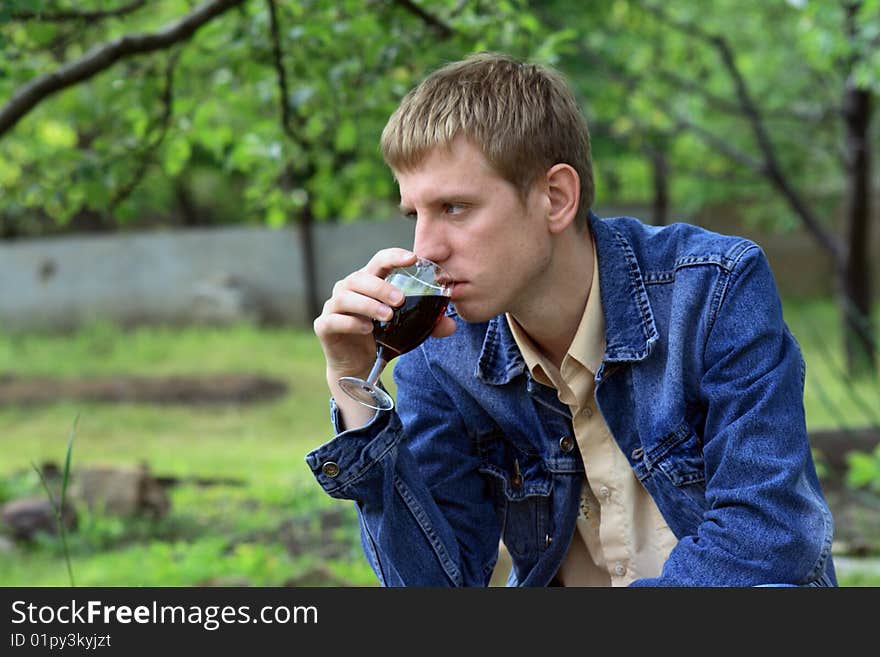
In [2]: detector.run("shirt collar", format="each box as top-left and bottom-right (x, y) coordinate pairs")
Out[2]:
(505, 238), (605, 383)
(476, 211), (658, 386)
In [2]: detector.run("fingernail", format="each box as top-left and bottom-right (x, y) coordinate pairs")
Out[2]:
(390, 290), (404, 304)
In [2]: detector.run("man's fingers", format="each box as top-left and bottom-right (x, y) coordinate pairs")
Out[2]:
(323, 289), (395, 325)
(313, 311), (373, 339)
(363, 248), (418, 278)
(339, 269), (406, 311)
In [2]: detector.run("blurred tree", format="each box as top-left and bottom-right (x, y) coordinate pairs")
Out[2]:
(0, 0), (560, 318)
(3, 1), (874, 364)
(536, 0), (878, 377)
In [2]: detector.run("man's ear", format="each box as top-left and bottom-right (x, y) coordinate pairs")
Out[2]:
(545, 163), (580, 234)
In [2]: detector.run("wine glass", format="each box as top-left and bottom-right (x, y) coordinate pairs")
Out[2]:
(338, 256), (453, 411)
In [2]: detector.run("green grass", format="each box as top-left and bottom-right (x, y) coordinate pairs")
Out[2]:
(0, 478), (375, 586)
(784, 299), (880, 432)
(0, 321), (378, 586)
(0, 321), (331, 482)
(0, 299), (877, 587)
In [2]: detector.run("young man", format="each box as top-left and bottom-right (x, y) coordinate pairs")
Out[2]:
(308, 52), (837, 586)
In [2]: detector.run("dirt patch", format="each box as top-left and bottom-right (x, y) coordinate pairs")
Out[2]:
(0, 374), (288, 406)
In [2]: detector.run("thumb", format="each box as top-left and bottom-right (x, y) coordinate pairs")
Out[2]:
(430, 315), (457, 339)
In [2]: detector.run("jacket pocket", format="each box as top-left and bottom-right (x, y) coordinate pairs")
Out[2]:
(639, 421), (707, 529)
(475, 430), (552, 561)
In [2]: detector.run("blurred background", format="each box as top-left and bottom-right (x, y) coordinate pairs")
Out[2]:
(0, 0), (878, 586)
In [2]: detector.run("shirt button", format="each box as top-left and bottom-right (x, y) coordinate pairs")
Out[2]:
(598, 485), (610, 498)
(321, 461), (340, 478)
(559, 435), (576, 453)
(613, 563), (627, 577)
(581, 406), (593, 418)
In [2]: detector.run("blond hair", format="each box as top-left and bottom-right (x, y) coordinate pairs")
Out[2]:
(381, 52), (594, 225)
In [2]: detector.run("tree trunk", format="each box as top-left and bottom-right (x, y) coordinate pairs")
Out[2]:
(173, 178), (201, 226)
(651, 149), (669, 226)
(281, 163), (321, 323)
(840, 81), (875, 377)
(297, 203), (321, 322)
(838, 1), (876, 378)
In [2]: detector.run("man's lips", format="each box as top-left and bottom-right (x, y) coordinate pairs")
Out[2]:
(450, 281), (466, 300)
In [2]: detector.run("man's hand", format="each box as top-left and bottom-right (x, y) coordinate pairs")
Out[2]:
(313, 248), (455, 429)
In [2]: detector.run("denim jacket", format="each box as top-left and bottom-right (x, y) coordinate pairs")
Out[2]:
(306, 213), (837, 587)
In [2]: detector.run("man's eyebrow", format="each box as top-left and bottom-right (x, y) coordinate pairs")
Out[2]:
(399, 195), (478, 212)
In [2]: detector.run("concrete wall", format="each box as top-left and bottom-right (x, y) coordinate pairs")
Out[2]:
(0, 219), (414, 332)
(0, 210), (875, 332)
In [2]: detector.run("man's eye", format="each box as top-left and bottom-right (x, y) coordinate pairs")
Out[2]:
(444, 203), (464, 215)
(403, 210), (417, 220)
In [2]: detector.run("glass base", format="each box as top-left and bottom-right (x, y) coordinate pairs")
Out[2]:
(338, 377), (394, 411)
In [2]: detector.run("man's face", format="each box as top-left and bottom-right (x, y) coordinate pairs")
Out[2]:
(395, 136), (553, 323)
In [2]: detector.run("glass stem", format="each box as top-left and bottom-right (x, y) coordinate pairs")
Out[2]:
(365, 350), (389, 386)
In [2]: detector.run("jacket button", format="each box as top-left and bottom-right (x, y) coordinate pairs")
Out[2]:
(511, 459), (523, 489)
(559, 435), (576, 453)
(321, 461), (340, 478)
(631, 447), (644, 460)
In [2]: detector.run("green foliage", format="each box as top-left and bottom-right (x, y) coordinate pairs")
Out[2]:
(2, 1), (876, 254)
(0, 0), (563, 233)
(537, 0), (879, 232)
(0, 468), (39, 505)
(846, 445), (880, 493)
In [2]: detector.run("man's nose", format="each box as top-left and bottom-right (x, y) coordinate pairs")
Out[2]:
(412, 218), (450, 264)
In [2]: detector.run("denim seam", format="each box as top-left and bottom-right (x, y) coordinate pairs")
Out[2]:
(610, 227), (657, 350)
(798, 480), (836, 584)
(642, 421), (693, 470)
(393, 474), (462, 586)
(702, 244), (761, 363)
(476, 318), (501, 383)
(478, 464), (553, 498)
(644, 254), (740, 287)
(410, 341), (474, 584)
(357, 503), (388, 586)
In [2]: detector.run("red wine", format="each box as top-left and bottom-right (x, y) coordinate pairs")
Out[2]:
(374, 294), (450, 360)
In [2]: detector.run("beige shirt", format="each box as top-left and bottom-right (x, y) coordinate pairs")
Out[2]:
(505, 243), (677, 586)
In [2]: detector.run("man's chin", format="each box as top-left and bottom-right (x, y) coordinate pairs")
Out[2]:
(452, 302), (498, 324)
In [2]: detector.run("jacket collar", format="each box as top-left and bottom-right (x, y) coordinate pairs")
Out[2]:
(475, 212), (659, 386)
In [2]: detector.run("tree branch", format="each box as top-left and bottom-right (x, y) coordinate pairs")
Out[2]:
(0, 0), (247, 138)
(640, 2), (845, 261)
(109, 50), (181, 213)
(653, 67), (835, 125)
(391, 0), (454, 37)
(265, 0), (297, 142)
(581, 46), (767, 173)
(11, 1), (147, 22)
